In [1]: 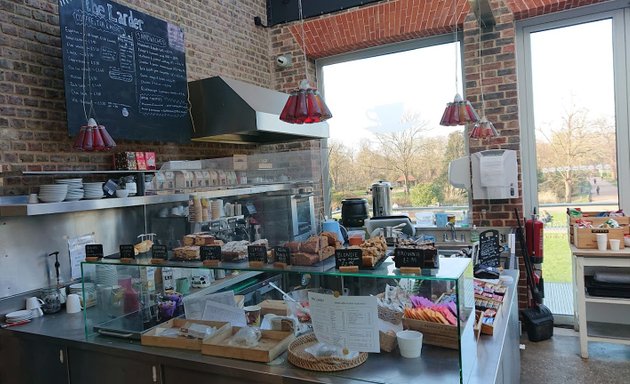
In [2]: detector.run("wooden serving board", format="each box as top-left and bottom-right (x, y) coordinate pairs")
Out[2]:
(141, 319), (230, 351)
(201, 327), (295, 362)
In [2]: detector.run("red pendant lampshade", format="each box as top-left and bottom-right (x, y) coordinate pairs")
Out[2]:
(439, 93), (480, 126)
(469, 116), (499, 139)
(280, 80), (332, 124)
(73, 118), (116, 151)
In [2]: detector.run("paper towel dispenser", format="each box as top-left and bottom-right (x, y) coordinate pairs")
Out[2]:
(471, 149), (518, 200)
(448, 156), (471, 190)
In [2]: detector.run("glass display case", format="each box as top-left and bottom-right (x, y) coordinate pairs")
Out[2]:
(81, 255), (476, 384)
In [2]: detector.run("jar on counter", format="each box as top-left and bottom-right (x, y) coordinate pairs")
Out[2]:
(40, 287), (62, 314)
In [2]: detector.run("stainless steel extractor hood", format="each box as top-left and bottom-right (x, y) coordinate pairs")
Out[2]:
(188, 76), (329, 144)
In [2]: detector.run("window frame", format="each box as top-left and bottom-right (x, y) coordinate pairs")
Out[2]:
(315, 33), (469, 215)
(516, 0), (630, 214)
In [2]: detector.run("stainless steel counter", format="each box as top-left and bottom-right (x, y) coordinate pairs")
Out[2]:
(1, 269), (520, 384)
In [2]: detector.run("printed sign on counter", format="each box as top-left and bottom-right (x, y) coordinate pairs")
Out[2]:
(119, 244), (135, 259)
(308, 292), (380, 353)
(248, 245), (268, 263)
(274, 246), (291, 265)
(200, 245), (222, 261)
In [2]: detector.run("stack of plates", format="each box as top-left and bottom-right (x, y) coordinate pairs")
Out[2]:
(5, 310), (33, 324)
(38, 184), (68, 203)
(95, 265), (118, 287)
(56, 178), (84, 201)
(69, 283), (97, 307)
(83, 182), (104, 199)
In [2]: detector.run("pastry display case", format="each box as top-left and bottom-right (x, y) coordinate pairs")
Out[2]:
(81, 254), (476, 384)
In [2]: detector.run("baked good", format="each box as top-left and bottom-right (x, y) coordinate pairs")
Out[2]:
(183, 235), (196, 246)
(300, 236), (320, 254)
(173, 246), (200, 260)
(321, 232), (339, 246)
(194, 234), (215, 245)
(291, 252), (319, 266)
(134, 240), (153, 255)
(284, 241), (301, 253)
(321, 246), (335, 260)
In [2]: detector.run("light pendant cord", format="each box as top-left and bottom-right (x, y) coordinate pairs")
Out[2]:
(453, 0), (459, 94)
(81, 1), (96, 121)
(298, 0), (308, 84)
(477, 0), (486, 115)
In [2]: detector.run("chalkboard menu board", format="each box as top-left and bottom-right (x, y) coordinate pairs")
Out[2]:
(200, 245), (222, 261)
(394, 248), (423, 268)
(85, 244), (104, 259)
(478, 230), (502, 267)
(59, 0), (191, 142)
(119, 244), (135, 259)
(274, 246), (291, 265)
(335, 249), (362, 268)
(248, 245), (268, 263)
(151, 244), (168, 260)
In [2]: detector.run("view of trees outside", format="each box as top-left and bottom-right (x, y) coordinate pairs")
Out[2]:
(321, 41), (470, 217)
(528, 19), (617, 304)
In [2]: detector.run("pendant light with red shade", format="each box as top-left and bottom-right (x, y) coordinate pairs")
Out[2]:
(469, 0), (499, 139)
(72, 1), (116, 151)
(279, 0), (332, 124)
(440, 0), (480, 127)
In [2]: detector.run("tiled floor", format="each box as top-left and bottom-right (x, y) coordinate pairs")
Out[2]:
(520, 327), (630, 384)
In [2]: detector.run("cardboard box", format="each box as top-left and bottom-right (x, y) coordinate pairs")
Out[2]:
(572, 226), (626, 249)
(135, 152), (147, 170)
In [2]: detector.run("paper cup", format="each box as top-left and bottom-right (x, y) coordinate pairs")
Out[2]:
(609, 239), (621, 251)
(396, 330), (423, 358)
(596, 233), (608, 251)
(66, 293), (82, 314)
(244, 305), (261, 326)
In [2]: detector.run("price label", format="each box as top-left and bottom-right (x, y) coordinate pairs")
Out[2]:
(210, 221), (221, 230)
(85, 244), (104, 260)
(274, 246), (291, 265)
(335, 248), (362, 268)
(227, 217), (237, 226)
(394, 248), (423, 268)
(152, 244), (168, 260)
(200, 245), (222, 261)
(119, 244), (135, 259)
(248, 245), (268, 263)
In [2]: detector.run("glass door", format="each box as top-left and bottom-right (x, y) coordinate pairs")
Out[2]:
(519, 15), (621, 322)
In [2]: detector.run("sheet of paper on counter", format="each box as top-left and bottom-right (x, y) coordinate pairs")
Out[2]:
(202, 299), (246, 326)
(184, 290), (236, 319)
(308, 292), (380, 353)
(67, 233), (96, 280)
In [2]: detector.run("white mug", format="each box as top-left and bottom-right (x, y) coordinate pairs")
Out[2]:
(25, 297), (44, 310)
(30, 307), (44, 317)
(66, 293), (82, 314)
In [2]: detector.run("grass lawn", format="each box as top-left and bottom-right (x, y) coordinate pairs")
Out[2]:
(541, 233), (572, 283)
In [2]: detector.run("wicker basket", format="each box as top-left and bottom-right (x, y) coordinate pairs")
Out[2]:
(287, 333), (368, 372)
(379, 330), (398, 352)
(376, 293), (404, 325)
(402, 317), (459, 350)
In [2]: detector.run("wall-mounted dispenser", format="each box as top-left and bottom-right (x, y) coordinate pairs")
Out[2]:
(471, 149), (518, 200)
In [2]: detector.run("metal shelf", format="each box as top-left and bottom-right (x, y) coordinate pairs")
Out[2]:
(0, 184), (293, 217)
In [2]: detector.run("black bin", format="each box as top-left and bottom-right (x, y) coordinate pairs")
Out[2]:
(521, 305), (554, 342)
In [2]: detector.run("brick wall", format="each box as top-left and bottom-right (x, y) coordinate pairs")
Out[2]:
(0, 0), (270, 195)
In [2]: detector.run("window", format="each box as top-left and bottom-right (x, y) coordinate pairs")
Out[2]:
(317, 35), (471, 224)
(517, 0), (630, 321)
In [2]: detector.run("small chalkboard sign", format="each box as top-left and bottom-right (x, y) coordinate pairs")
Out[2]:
(119, 244), (135, 259)
(248, 245), (268, 263)
(85, 244), (104, 260)
(274, 246), (291, 265)
(394, 248), (423, 268)
(152, 244), (168, 260)
(478, 229), (502, 267)
(201, 245), (222, 261)
(335, 248), (362, 268)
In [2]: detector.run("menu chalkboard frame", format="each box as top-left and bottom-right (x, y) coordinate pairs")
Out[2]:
(273, 246), (291, 265)
(58, 0), (192, 143)
(85, 244), (104, 260)
(335, 248), (363, 269)
(247, 245), (268, 264)
(478, 229), (502, 267)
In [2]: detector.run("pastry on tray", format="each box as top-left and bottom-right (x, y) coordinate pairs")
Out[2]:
(173, 245), (200, 260)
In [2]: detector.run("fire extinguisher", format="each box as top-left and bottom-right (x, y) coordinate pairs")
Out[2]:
(526, 208), (544, 264)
